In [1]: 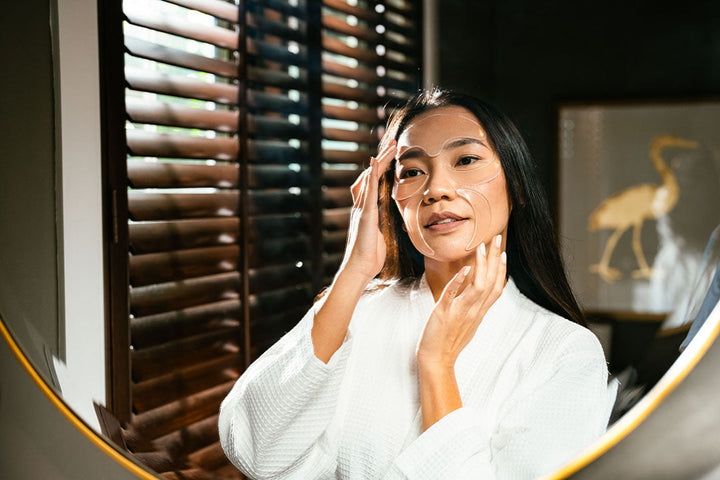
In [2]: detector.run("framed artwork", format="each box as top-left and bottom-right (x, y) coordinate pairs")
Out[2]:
(558, 100), (720, 323)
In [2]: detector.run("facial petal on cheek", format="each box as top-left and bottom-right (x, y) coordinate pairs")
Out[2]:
(457, 189), (492, 251)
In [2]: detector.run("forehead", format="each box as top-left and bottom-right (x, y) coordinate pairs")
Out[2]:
(399, 106), (485, 149)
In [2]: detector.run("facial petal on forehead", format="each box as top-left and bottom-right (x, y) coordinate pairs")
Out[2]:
(397, 114), (486, 157)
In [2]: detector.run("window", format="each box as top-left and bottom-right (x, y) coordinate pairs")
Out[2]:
(101, 0), (422, 477)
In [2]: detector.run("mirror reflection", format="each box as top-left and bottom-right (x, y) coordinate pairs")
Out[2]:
(1, 0), (720, 479)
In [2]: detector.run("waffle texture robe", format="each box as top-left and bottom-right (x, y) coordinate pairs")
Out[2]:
(219, 276), (616, 480)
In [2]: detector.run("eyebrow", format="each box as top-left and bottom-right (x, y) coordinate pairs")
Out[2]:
(397, 137), (487, 161)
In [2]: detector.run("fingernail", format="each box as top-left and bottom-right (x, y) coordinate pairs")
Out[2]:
(479, 242), (486, 257)
(462, 266), (471, 276)
(501, 251), (507, 264)
(495, 234), (502, 249)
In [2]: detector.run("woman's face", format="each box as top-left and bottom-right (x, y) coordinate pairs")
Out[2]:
(392, 106), (511, 263)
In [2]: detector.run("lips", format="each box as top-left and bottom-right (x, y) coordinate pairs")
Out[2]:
(424, 211), (468, 228)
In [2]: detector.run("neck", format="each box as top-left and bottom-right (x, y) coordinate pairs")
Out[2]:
(423, 234), (509, 301)
(424, 255), (476, 302)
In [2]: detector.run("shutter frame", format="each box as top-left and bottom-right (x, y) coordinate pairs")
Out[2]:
(105, 0), (423, 477)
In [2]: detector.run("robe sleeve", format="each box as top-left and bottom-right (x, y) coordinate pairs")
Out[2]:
(218, 301), (352, 480)
(383, 327), (615, 480)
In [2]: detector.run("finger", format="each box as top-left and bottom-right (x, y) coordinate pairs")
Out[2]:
(375, 140), (397, 176)
(351, 167), (371, 204)
(362, 156), (379, 212)
(485, 234), (503, 285)
(440, 265), (472, 303)
(472, 242), (488, 288)
(491, 250), (508, 298)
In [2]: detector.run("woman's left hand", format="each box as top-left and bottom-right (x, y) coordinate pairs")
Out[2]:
(416, 235), (508, 371)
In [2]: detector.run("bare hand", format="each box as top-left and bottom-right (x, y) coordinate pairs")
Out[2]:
(416, 235), (508, 369)
(339, 139), (397, 281)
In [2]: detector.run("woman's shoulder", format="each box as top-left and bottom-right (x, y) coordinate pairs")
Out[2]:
(507, 280), (605, 363)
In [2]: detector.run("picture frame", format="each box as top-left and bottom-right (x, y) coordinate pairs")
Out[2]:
(558, 99), (720, 324)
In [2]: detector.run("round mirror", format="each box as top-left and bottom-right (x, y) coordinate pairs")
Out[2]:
(3, 0), (720, 479)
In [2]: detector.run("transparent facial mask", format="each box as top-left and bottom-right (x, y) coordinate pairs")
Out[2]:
(391, 114), (502, 257)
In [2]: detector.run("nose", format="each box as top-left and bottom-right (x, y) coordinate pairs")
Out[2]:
(422, 168), (456, 204)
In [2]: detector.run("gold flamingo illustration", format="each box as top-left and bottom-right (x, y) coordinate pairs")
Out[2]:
(588, 135), (699, 283)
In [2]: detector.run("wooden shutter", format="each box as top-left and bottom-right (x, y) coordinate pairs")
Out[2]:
(319, 0), (423, 286)
(106, 0), (422, 478)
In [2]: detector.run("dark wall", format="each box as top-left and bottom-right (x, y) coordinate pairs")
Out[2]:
(0, 0), (61, 369)
(438, 0), (720, 211)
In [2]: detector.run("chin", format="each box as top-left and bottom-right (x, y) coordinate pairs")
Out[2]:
(421, 239), (477, 264)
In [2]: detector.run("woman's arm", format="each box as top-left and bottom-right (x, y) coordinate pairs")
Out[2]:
(385, 329), (612, 480)
(219, 141), (397, 479)
(416, 234), (507, 430)
(312, 140), (397, 362)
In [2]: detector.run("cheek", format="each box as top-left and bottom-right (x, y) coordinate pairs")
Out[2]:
(481, 179), (511, 226)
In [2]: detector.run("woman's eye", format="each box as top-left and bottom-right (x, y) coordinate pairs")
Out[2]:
(456, 156), (480, 167)
(399, 168), (423, 179)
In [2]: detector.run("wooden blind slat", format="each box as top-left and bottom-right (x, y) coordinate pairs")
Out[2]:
(125, 8), (238, 50)
(324, 0), (381, 22)
(132, 329), (240, 382)
(249, 38), (308, 66)
(153, 414), (220, 460)
(129, 218), (239, 254)
(324, 230), (347, 254)
(131, 299), (241, 349)
(248, 65), (308, 90)
(126, 100), (239, 133)
(251, 89), (307, 115)
(130, 245), (240, 286)
(250, 285), (314, 317)
(247, 13), (306, 42)
(323, 207), (351, 230)
(128, 192), (239, 221)
(131, 381), (235, 440)
(126, 69), (239, 105)
(187, 442), (228, 471)
(323, 167), (361, 186)
(126, 129), (239, 160)
(323, 186), (353, 208)
(130, 271), (240, 317)
(324, 126), (377, 144)
(248, 263), (313, 294)
(125, 37), (238, 78)
(247, 0), (307, 18)
(248, 235), (312, 267)
(129, 215), (312, 255)
(128, 161), (239, 190)
(322, 36), (379, 64)
(322, 14), (379, 42)
(322, 148), (371, 164)
(322, 81), (380, 103)
(322, 57), (380, 84)
(132, 355), (241, 413)
(322, 103), (380, 124)
(164, 0), (238, 23)
(250, 140), (307, 164)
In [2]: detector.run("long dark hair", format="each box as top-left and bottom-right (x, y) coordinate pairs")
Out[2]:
(378, 89), (586, 326)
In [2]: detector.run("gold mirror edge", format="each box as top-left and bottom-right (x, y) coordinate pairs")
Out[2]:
(542, 303), (720, 479)
(0, 315), (159, 480)
(3, 303), (719, 480)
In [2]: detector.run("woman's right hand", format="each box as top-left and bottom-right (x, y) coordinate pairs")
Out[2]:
(339, 139), (397, 281)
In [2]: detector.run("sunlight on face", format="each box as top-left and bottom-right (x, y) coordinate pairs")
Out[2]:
(393, 106), (511, 262)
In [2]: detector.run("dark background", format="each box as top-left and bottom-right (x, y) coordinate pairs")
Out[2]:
(437, 0), (720, 213)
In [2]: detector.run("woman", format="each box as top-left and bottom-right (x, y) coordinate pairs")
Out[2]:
(219, 89), (616, 480)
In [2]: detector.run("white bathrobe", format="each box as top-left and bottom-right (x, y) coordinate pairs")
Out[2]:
(219, 276), (616, 480)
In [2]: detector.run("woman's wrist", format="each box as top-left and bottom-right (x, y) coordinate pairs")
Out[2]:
(417, 358), (462, 431)
(332, 265), (375, 296)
